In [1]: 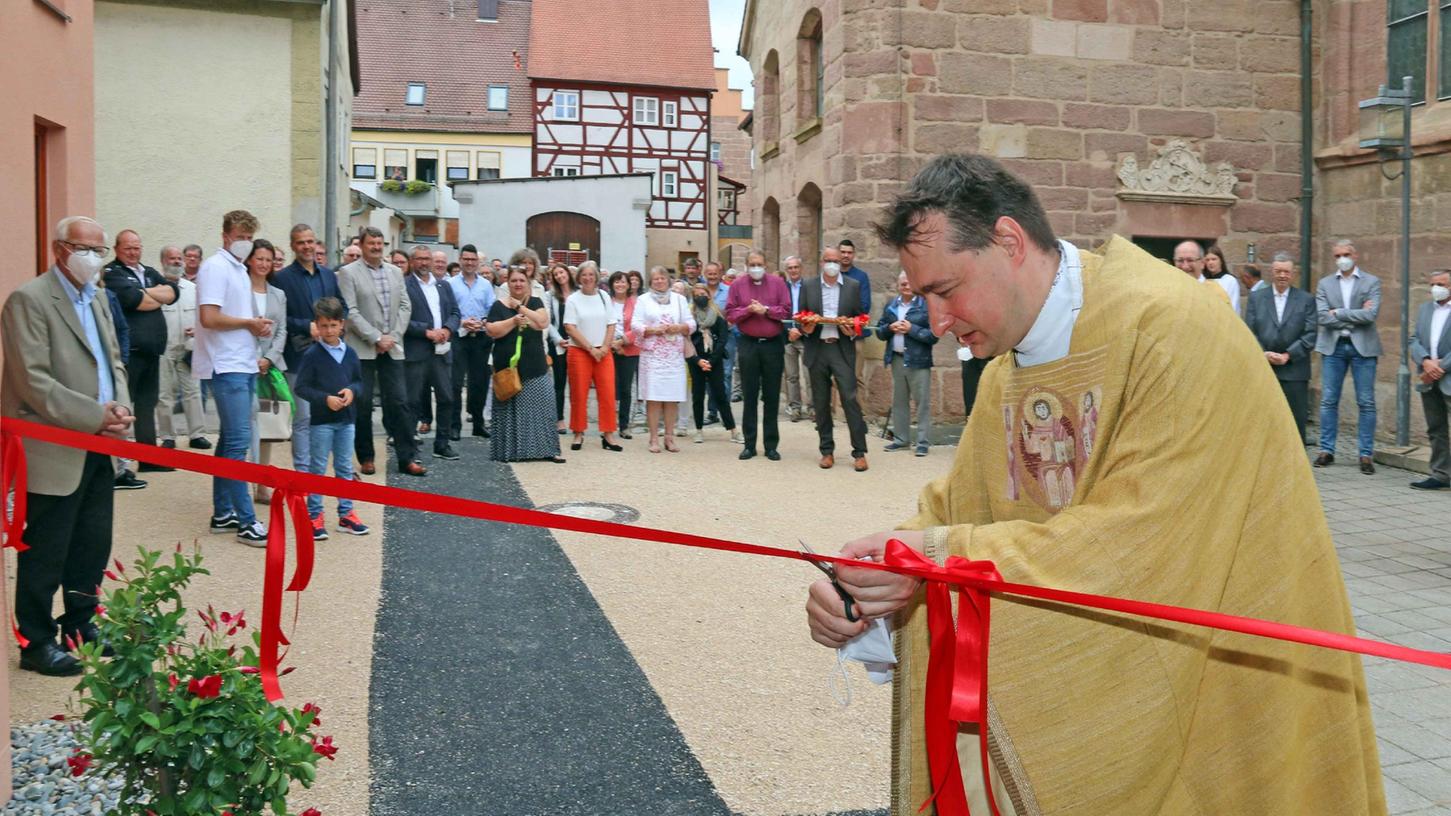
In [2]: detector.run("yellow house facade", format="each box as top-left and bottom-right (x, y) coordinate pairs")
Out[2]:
(94, 0), (358, 257)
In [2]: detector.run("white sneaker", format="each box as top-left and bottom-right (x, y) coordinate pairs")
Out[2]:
(730, 429), (741, 444)
(675, 427), (689, 437)
(236, 522), (269, 548)
(694, 430), (705, 444)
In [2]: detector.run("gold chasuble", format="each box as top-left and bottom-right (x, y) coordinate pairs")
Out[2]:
(891, 237), (1385, 816)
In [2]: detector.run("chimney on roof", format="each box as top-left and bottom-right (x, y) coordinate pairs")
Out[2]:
(478, 0), (498, 20)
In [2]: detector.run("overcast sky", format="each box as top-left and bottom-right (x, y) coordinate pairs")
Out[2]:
(710, 0), (754, 109)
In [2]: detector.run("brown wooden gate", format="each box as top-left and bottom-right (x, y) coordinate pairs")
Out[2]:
(526, 211), (601, 266)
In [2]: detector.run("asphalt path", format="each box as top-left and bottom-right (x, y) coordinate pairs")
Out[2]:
(367, 441), (732, 816)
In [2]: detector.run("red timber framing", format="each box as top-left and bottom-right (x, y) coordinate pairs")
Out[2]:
(532, 81), (712, 231)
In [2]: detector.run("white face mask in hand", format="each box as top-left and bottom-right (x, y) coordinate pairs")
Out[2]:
(829, 618), (897, 707)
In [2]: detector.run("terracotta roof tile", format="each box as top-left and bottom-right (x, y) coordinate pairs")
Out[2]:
(527, 0), (715, 91)
(353, 0), (533, 134)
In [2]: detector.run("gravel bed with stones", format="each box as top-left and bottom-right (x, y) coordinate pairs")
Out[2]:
(4, 719), (125, 816)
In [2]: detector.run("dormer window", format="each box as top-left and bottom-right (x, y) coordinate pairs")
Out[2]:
(405, 83), (426, 106)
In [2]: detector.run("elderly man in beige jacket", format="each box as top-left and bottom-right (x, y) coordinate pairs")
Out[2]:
(2, 215), (134, 677)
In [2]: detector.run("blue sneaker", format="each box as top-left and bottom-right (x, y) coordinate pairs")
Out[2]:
(337, 512), (370, 536)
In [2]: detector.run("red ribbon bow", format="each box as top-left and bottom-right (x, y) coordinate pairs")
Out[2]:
(1, 431), (30, 553)
(259, 487), (315, 702)
(885, 539), (1003, 816)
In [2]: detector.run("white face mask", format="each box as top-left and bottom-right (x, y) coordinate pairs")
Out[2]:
(822, 262), (841, 278)
(747, 265), (765, 281)
(1335, 256), (1354, 273)
(66, 249), (106, 285)
(228, 240), (255, 262)
(1432, 284), (1451, 303)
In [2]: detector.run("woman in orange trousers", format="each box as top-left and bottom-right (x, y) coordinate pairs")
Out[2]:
(562, 261), (622, 452)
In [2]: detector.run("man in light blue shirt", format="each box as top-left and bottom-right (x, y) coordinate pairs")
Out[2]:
(448, 244), (496, 438)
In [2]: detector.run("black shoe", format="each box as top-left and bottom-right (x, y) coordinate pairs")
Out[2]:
(137, 462), (175, 473)
(433, 446), (460, 461)
(114, 471), (148, 490)
(739, 449), (756, 460)
(1411, 477), (1451, 490)
(1313, 452), (1334, 468)
(1359, 456), (1376, 475)
(570, 440), (584, 451)
(209, 512), (240, 534)
(704, 414), (719, 426)
(161, 439), (176, 449)
(765, 449), (781, 461)
(472, 424), (489, 438)
(188, 437), (213, 450)
(63, 624), (115, 658)
(19, 642), (82, 677)
(449, 431), (461, 441)
(602, 438), (623, 452)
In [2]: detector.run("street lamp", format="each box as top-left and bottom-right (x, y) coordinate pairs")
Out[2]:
(1358, 76), (1414, 447)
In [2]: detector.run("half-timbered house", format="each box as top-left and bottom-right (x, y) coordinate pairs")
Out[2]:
(526, 0), (716, 271)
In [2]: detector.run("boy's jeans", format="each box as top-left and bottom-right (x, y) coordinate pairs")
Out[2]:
(307, 421), (355, 518)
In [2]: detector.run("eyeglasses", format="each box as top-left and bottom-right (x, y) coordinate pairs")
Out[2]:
(59, 240), (110, 258)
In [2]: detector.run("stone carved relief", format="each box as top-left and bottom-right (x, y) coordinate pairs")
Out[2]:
(1115, 140), (1237, 205)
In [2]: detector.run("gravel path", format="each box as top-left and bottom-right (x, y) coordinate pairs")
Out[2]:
(4, 719), (123, 815)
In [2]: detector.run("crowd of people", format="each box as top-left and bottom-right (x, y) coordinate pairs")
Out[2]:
(8, 187), (1447, 678)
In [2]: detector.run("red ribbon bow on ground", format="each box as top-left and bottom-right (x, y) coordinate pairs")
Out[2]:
(260, 488), (315, 702)
(1, 432), (30, 554)
(885, 540), (1004, 816)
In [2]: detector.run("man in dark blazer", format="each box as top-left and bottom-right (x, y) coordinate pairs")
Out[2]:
(272, 223), (340, 472)
(3, 216), (134, 676)
(1244, 253), (1317, 441)
(403, 246), (461, 461)
(102, 229), (177, 468)
(1408, 268), (1451, 490)
(799, 247), (870, 471)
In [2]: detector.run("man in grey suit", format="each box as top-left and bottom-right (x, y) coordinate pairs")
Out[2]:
(799, 247), (870, 472)
(1314, 239), (1381, 474)
(1244, 254), (1317, 441)
(336, 227), (424, 476)
(2, 216), (134, 676)
(1409, 268), (1451, 490)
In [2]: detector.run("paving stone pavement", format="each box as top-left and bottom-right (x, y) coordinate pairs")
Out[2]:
(1314, 437), (1451, 816)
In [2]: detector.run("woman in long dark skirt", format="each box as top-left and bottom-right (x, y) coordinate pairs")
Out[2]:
(688, 282), (738, 443)
(488, 266), (565, 463)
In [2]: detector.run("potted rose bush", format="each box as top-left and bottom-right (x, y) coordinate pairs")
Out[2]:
(70, 547), (334, 815)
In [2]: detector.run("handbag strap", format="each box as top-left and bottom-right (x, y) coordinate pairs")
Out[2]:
(509, 332), (524, 369)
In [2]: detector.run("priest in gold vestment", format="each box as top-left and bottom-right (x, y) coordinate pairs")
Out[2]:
(806, 154), (1385, 816)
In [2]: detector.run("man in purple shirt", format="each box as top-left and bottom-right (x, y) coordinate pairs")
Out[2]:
(725, 250), (791, 461)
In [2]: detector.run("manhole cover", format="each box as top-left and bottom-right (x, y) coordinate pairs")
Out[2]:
(536, 502), (640, 524)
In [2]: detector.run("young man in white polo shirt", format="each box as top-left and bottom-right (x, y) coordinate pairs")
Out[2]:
(194, 209), (275, 544)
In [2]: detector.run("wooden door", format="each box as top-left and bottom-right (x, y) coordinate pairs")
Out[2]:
(526, 211), (600, 266)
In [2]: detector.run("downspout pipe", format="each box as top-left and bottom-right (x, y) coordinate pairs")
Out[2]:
(324, 0), (341, 254)
(1299, 0), (1313, 291)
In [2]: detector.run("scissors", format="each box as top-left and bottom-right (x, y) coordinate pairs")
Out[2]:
(799, 540), (859, 623)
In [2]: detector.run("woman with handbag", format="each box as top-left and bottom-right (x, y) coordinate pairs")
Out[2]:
(688, 282), (738, 444)
(563, 262), (622, 453)
(631, 266), (696, 453)
(543, 263), (574, 434)
(486, 265), (564, 463)
(245, 240), (290, 506)
(607, 271), (641, 439)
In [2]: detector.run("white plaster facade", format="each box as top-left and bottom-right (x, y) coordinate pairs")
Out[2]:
(452, 174), (652, 271)
(94, 0), (353, 252)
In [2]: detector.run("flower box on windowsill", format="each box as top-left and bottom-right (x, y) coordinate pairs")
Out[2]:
(380, 179), (435, 196)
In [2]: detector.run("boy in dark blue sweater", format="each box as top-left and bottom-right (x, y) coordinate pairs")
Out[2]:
(293, 297), (368, 539)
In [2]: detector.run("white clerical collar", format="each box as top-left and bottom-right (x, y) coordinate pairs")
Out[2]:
(1013, 239), (1083, 368)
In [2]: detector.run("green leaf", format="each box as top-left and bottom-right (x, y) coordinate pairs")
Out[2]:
(206, 766), (225, 789)
(139, 711), (161, 730)
(134, 735), (158, 754)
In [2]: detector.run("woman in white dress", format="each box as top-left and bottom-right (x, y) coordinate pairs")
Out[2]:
(631, 266), (695, 453)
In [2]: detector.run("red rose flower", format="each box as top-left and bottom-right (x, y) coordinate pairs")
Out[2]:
(311, 735), (338, 761)
(186, 674), (223, 699)
(299, 809), (322, 816)
(66, 752), (92, 778)
(301, 702), (322, 727)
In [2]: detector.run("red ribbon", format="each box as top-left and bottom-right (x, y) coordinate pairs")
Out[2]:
(1, 430), (32, 649)
(2, 409), (1449, 752)
(259, 488), (314, 702)
(2, 431), (30, 553)
(887, 540), (1002, 816)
